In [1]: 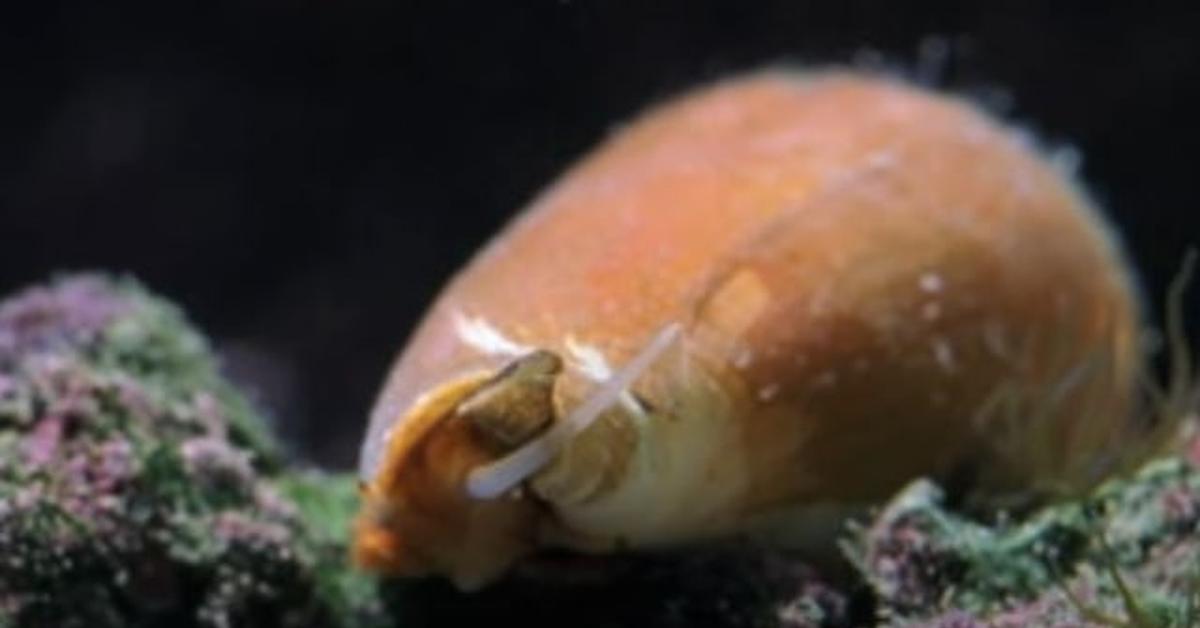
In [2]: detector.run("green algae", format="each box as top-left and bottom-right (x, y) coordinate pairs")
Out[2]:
(0, 275), (381, 628)
(845, 457), (1200, 626)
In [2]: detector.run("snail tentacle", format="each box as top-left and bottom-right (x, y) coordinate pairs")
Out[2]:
(465, 323), (682, 499)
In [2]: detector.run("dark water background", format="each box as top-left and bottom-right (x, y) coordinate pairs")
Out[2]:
(1, 2), (1197, 469)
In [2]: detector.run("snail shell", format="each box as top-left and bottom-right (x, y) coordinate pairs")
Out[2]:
(353, 70), (1141, 590)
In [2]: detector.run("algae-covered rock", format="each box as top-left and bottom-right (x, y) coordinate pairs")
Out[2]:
(845, 456), (1200, 626)
(0, 275), (382, 628)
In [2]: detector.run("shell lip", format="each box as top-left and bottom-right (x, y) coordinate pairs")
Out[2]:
(357, 369), (496, 484)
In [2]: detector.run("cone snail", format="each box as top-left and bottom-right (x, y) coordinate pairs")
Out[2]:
(352, 70), (1141, 590)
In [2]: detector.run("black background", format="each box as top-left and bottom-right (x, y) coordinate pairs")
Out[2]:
(2, 2), (1197, 469)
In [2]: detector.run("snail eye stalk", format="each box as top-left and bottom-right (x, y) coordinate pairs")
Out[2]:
(457, 350), (563, 448)
(465, 323), (682, 499)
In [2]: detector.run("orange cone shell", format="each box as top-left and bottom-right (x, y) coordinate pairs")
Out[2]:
(357, 70), (1141, 578)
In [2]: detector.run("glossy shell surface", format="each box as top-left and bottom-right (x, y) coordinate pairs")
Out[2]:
(358, 70), (1140, 566)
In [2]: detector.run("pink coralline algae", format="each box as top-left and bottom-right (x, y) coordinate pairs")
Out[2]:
(0, 276), (130, 364)
(845, 457), (1200, 626)
(0, 275), (381, 628)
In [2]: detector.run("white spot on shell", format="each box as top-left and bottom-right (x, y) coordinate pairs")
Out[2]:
(757, 383), (780, 402)
(454, 311), (531, 357)
(732, 348), (755, 370)
(918, 272), (944, 293)
(566, 336), (614, 381)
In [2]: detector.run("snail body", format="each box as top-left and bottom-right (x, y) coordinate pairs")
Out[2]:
(354, 71), (1141, 590)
